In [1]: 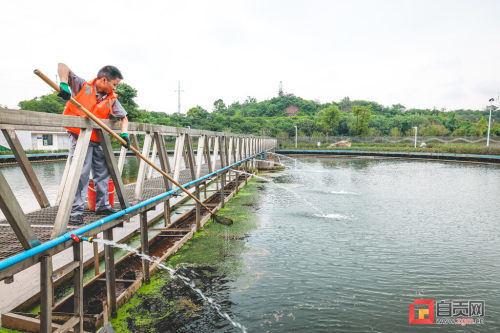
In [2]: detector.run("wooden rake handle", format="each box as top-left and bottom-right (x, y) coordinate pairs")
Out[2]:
(34, 69), (216, 215)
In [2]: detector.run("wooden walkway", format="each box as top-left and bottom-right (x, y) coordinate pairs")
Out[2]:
(0, 109), (275, 332)
(0, 164), (217, 261)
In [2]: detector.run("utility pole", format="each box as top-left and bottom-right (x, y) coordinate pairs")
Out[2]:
(279, 81), (283, 97)
(174, 81), (184, 113)
(487, 98), (494, 147)
(294, 126), (298, 148)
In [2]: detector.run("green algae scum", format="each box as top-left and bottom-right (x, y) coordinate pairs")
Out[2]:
(110, 180), (261, 332)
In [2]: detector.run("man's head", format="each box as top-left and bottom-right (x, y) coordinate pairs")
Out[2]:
(96, 65), (123, 94)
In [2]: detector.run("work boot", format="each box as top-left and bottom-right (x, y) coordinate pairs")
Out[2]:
(69, 215), (83, 225)
(95, 207), (118, 216)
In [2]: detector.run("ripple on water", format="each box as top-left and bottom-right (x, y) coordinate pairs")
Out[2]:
(328, 190), (358, 195)
(313, 213), (350, 220)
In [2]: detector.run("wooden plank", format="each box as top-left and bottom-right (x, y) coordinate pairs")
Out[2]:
(117, 146), (127, 174)
(98, 130), (130, 209)
(40, 255), (53, 333)
(54, 316), (80, 333)
(205, 136), (213, 173)
(133, 133), (152, 204)
(55, 157), (71, 206)
(154, 132), (171, 227)
(103, 228), (117, 318)
(185, 134), (196, 180)
(172, 133), (185, 183)
(195, 135), (206, 179)
(140, 211), (150, 284)
(0, 169), (39, 249)
(51, 129), (92, 238)
(155, 133), (172, 173)
(1, 313), (62, 332)
(72, 242), (84, 333)
(185, 135), (201, 231)
(0, 109), (254, 137)
(146, 140), (157, 179)
(216, 137), (226, 207)
(181, 137), (189, 172)
(237, 137), (243, 161)
(52, 260), (80, 281)
(2, 129), (50, 208)
(228, 137), (235, 182)
(157, 234), (184, 238)
(0, 109), (119, 130)
(246, 139), (250, 179)
(163, 228), (194, 232)
(228, 137), (234, 165)
(97, 278), (136, 283)
(211, 136), (220, 172)
(220, 136), (229, 194)
(129, 134), (142, 165)
(93, 241), (100, 276)
(222, 136), (229, 167)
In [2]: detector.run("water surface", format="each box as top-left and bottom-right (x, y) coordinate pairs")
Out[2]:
(229, 157), (500, 332)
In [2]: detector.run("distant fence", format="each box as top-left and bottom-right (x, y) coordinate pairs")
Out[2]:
(277, 136), (500, 145)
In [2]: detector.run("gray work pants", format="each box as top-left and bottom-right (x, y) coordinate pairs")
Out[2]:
(68, 134), (112, 217)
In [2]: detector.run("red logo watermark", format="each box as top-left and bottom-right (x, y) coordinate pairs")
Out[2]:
(409, 299), (434, 324)
(409, 299), (485, 325)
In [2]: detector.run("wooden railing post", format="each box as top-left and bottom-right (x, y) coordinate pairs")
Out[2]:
(40, 255), (53, 333)
(140, 211), (150, 283)
(103, 228), (117, 318)
(73, 241), (84, 332)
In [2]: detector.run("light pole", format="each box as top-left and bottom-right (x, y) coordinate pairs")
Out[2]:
(294, 126), (298, 148)
(413, 127), (418, 148)
(487, 98), (494, 147)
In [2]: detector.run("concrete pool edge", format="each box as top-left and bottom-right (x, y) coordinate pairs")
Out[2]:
(276, 149), (500, 164)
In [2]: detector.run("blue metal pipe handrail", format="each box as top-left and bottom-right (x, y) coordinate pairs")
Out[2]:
(0, 151), (266, 272)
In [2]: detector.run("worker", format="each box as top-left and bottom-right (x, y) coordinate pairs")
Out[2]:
(57, 63), (131, 224)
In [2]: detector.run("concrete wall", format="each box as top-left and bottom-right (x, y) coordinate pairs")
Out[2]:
(0, 131), (69, 151)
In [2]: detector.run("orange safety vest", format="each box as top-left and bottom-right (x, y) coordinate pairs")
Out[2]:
(63, 78), (118, 142)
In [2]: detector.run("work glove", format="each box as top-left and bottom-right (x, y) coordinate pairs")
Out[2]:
(120, 133), (130, 149)
(57, 82), (71, 101)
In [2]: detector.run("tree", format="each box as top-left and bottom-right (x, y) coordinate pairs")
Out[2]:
(296, 117), (317, 136)
(475, 117), (488, 136)
(317, 105), (340, 136)
(389, 127), (402, 137)
(244, 96), (257, 104)
(391, 104), (406, 113)
(18, 92), (66, 114)
(339, 96), (352, 112)
(352, 105), (371, 136)
(213, 99), (227, 113)
(115, 83), (138, 109)
(420, 124), (449, 136)
(115, 83), (143, 121)
(187, 106), (209, 127)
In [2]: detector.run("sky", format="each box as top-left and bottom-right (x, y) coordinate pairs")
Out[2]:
(2, 0), (500, 113)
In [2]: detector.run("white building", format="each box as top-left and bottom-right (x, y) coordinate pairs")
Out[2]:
(0, 130), (70, 152)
